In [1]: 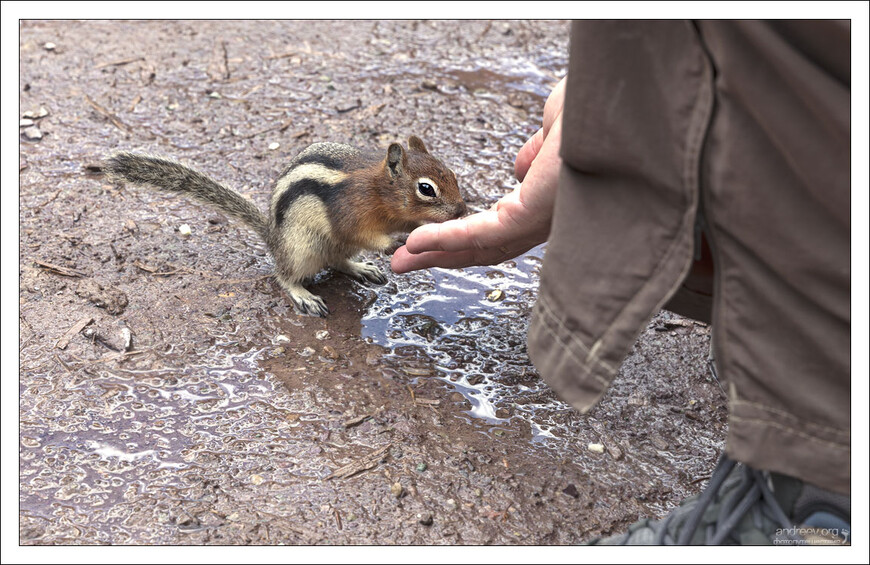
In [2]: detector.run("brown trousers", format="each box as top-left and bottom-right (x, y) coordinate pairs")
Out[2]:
(528, 21), (850, 495)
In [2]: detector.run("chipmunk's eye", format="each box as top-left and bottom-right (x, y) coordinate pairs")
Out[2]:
(416, 178), (439, 200)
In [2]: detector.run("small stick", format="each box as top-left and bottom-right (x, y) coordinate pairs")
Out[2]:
(84, 94), (134, 135)
(95, 56), (145, 69)
(55, 316), (93, 349)
(33, 260), (86, 278)
(326, 444), (391, 480)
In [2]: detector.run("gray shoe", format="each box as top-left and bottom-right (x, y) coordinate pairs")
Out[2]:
(586, 455), (850, 545)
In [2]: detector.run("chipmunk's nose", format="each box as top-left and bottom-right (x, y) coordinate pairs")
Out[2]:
(453, 200), (467, 218)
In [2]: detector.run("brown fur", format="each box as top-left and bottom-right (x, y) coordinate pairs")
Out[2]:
(104, 136), (466, 317)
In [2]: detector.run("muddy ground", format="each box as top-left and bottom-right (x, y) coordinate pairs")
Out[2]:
(18, 20), (727, 545)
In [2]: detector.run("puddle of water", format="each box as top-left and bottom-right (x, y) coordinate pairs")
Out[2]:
(18, 338), (330, 543)
(363, 243), (580, 444)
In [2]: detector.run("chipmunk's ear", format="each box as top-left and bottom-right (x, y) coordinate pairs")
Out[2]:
(408, 135), (429, 154)
(387, 143), (406, 177)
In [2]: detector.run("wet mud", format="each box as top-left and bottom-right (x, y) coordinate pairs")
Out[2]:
(19, 20), (727, 545)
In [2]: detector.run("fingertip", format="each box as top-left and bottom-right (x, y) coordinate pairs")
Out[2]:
(390, 246), (411, 274)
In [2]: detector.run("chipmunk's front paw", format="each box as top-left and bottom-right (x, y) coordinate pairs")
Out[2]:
(278, 279), (329, 317)
(337, 260), (388, 285)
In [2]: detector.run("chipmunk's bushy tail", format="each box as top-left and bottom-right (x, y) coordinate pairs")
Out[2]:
(104, 151), (269, 241)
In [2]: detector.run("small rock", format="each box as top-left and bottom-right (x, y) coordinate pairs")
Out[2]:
(627, 395), (648, 406)
(268, 142), (280, 151)
(562, 483), (580, 498)
(321, 345), (339, 360)
(445, 498), (458, 511)
(178, 224), (192, 237)
(606, 443), (624, 461)
(22, 126), (43, 140)
(486, 289), (505, 302)
(299, 346), (316, 357)
(365, 350), (381, 366)
(417, 512), (433, 526)
(315, 330), (330, 340)
(20, 118), (34, 127)
(416, 462), (428, 473)
(120, 327), (133, 351)
(587, 442), (605, 454)
(22, 107), (49, 119)
(473, 488), (483, 498)
(650, 435), (670, 451)
(421, 79), (438, 91)
(275, 334), (291, 343)
(250, 474), (265, 485)
(390, 482), (404, 498)
(44, 42), (56, 51)
(208, 91), (221, 99)
(226, 512), (240, 522)
(402, 366), (431, 377)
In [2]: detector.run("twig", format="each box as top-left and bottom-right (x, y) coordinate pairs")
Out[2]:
(95, 56), (145, 69)
(265, 51), (297, 60)
(34, 188), (62, 211)
(33, 260), (86, 278)
(128, 94), (142, 113)
(241, 118), (295, 139)
(55, 316), (94, 349)
(326, 444), (391, 480)
(133, 260), (186, 276)
(84, 94), (134, 135)
(414, 398), (441, 406)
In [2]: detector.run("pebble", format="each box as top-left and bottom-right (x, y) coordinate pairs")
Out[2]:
(22, 107), (49, 119)
(299, 346), (316, 357)
(178, 224), (192, 237)
(321, 345), (339, 360)
(268, 142), (280, 151)
(390, 482), (404, 498)
(486, 289), (505, 302)
(606, 443), (624, 461)
(20, 118), (34, 127)
(365, 350), (381, 365)
(587, 442), (605, 454)
(22, 126), (43, 140)
(275, 334), (291, 343)
(650, 435), (670, 451)
(416, 462), (427, 472)
(315, 330), (330, 340)
(208, 91), (221, 99)
(445, 498), (458, 511)
(417, 512), (433, 526)
(226, 512), (240, 521)
(250, 474), (265, 485)
(43, 42), (56, 51)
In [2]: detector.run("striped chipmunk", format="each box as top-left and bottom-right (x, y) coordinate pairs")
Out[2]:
(104, 137), (467, 316)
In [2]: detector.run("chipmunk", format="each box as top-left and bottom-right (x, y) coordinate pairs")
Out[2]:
(104, 136), (467, 316)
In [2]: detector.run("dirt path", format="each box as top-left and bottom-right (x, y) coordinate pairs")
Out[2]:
(18, 20), (727, 545)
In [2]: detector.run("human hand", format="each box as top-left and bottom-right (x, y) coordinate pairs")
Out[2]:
(391, 77), (567, 273)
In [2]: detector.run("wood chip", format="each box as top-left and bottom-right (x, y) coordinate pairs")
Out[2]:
(343, 414), (372, 429)
(414, 398), (441, 406)
(325, 444), (391, 480)
(55, 316), (94, 349)
(33, 260), (85, 278)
